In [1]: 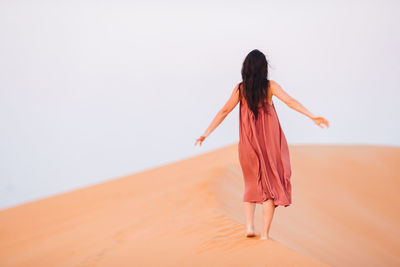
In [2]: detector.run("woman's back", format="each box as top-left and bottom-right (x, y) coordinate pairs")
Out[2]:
(237, 80), (292, 207)
(238, 82), (274, 109)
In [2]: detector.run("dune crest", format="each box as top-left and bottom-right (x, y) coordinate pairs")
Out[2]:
(1, 144), (399, 266)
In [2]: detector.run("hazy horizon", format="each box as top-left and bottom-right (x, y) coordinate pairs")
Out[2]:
(1, 0), (399, 209)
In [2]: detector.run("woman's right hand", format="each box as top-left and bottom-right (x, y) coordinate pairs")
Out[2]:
(311, 116), (330, 128)
(194, 135), (207, 146)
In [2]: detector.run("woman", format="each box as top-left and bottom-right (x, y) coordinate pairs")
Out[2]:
(194, 49), (329, 240)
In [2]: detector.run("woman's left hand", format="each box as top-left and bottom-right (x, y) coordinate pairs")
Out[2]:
(194, 135), (207, 146)
(311, 116), (330, 128)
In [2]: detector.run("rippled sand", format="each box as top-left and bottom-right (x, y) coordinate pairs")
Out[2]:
(0, 144), (398, 266)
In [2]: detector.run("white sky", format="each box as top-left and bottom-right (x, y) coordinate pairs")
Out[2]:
(1, 0), (399, 209)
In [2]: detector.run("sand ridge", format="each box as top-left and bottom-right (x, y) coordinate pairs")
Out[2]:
(0, 144), (399, 266)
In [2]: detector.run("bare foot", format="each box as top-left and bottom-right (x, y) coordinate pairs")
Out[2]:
(246, 231), (256, 238)
(246, 227), (256, 237)
(260, 235), (270, 240)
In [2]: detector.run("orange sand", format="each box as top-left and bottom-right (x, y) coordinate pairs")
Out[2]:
(0, 144), (399, 266)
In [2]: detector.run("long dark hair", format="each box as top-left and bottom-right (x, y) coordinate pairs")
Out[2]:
(239, 49), (270, 120)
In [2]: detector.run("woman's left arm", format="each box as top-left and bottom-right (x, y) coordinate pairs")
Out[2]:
(194, 84), (240, 146)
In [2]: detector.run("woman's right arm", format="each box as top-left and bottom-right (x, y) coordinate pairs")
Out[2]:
(270, 80), (329, 128)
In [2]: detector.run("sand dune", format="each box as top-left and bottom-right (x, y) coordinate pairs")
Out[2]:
(0, 144), (399, 266)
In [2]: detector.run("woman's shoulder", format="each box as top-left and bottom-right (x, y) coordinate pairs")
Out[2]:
(268, 80), (281, 90)
(268, 79), (278, 87)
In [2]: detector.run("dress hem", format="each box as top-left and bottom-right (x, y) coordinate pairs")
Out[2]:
(242, 197), (291, 208)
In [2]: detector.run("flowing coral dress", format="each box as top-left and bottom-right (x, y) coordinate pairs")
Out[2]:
(238, 83), (292, 207)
